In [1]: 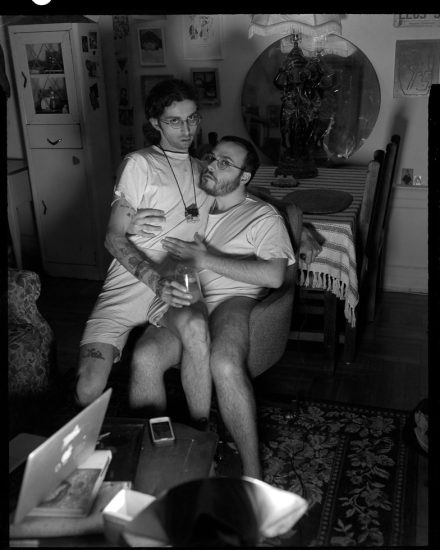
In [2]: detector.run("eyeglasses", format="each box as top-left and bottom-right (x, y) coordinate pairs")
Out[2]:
(159, 113), (202, 129)
(204, 152), (245, 171)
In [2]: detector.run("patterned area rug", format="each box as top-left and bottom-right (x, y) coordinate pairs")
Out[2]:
(215, 400), (418, 547)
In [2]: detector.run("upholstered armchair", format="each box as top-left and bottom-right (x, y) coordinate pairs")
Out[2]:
(8, 269), (55, 435)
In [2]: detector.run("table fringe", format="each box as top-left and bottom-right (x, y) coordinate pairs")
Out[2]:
(299, 269), (356, 327)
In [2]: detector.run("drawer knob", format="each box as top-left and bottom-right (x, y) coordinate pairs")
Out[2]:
(47, 138), (63, 146)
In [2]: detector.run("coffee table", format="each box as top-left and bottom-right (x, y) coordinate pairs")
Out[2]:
(134, 421), (218, 497)
(9, 421), (218, 547)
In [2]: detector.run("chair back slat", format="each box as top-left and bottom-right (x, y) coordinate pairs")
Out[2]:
(367, 135), (400, 258)
(358, 150), (383, 251)
(361, 134), (400, 322)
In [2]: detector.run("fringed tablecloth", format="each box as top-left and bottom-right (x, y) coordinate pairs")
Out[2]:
(298, 222), (358, 327)
(250, 165), (367, 327)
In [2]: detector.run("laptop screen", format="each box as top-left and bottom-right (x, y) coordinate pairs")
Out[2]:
(12, 388), (112, 524)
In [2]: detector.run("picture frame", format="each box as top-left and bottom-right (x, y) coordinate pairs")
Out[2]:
(137, 24), (166, 66)
(140, 74), (173, 106)
(182, 15), (223, 60)
(191, 68), (220, 106)
(393, 39), (440, 97)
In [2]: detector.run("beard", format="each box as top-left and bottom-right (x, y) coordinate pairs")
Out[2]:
(200, 171), (241, 196)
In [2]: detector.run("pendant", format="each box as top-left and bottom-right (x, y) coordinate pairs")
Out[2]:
(185, 204), (199, 223)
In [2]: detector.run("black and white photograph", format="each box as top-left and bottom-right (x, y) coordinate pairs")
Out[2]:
(191, 68), (220, 106)
(137, 26), (166, 66)
(5, 14), (432, 549)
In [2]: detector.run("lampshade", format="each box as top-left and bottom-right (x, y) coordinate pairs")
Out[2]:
(248, 14), (342, 39)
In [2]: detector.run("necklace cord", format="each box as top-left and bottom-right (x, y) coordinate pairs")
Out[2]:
(158, 144), (198, 213)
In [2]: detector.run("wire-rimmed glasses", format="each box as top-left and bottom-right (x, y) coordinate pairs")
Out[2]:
(159, 113), (202, 129)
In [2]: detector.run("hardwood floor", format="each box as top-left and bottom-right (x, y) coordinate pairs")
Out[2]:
(34, 273), (429, 546)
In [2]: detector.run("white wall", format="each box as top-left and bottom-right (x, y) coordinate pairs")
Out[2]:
(4, 13), (432, 292)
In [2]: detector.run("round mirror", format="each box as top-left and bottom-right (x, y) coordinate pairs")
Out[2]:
(241, 34), (380, 169)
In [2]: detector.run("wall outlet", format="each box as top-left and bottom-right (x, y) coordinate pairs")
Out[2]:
(401, 168), (413, 186)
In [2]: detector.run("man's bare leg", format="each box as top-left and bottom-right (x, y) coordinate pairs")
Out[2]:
(129, 325), (182, 413)
(76, 343), (117, 406)
(161, 301), (212, 422)
(209, 297), (262, 480)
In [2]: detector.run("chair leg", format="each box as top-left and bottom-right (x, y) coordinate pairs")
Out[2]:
(323, 291), (337, 373)
(343, 322), (357, 363)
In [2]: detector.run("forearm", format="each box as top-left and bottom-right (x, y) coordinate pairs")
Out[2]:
(202, 253), (286, 288)
(105, 232), (161, 292)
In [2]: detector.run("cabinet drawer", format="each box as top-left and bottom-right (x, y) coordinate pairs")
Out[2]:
(27, 124), (82, 149)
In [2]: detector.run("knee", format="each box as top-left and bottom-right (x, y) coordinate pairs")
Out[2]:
(131, 339), (159, 369)
(210, 353), (244, 386)
(178, 309), (209, 345)
(75, 374), (105, 407)
(76, 346), (114, 407)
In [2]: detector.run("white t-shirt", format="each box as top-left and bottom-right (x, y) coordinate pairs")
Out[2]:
(199, 194), (295, 311)
(112, 145), (214, 273)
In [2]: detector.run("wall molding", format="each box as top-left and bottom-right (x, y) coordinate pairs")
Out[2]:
(383, 264), (428, 294)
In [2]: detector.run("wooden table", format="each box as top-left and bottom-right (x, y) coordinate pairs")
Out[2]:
(249, 165), (367, 365)
(134, 422), (218, 497)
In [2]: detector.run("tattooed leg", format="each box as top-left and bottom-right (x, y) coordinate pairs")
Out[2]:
(76, 343), (117, 407)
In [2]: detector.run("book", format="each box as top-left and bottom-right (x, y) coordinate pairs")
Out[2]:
(9, 481), (133, 542)
(27, 449), (112, 518)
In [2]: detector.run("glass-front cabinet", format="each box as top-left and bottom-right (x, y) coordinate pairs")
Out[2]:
(8, 22), (113, 280)
(14, 30), (78, 124)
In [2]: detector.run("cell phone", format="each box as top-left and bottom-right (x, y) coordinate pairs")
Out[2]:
(149, 416), (175, 447)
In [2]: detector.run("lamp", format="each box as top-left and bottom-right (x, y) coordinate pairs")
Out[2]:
(249, 15), (342, 178)
(248, 14), (342, 39)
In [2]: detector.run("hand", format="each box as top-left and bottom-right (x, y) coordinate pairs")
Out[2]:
(127, 208), (166, 237)
(299, 226), (323, 266)
(161, 233), (207, 269)
(155, 277), (195, 308)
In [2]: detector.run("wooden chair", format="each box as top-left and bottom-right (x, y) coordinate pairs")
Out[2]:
(289, 148), (389, 371)
(344, 135), (401, 362)
(364, 134), (401, 322)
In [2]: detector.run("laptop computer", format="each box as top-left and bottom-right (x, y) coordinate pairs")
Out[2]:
(11, 388), (112, 524)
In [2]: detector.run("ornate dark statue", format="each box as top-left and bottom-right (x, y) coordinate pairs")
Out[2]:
(273, 35), (336, 178)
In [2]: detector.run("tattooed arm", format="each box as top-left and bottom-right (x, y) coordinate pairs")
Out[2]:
(104, 194), (192, 307)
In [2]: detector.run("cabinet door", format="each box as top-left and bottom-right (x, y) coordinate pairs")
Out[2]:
(10, 30), (79, 124)
(30, 149), (97, 267)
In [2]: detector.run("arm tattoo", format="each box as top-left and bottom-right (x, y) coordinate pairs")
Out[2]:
(81, 347), (106, 360)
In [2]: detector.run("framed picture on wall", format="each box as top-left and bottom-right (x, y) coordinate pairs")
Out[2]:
(140, 74), (173, 106)
(182, 15), (223, 60)
(393, 39), (440, 97)
(191, 68), (220, 106)
(137, 25), (166, 66)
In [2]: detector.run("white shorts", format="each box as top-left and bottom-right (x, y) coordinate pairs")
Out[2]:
(80, 260), (169, 362)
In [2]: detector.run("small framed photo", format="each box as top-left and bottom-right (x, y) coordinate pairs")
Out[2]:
(137, 25), (166, 66)
(191, 68), (220, 106)
(140, 74), (173, 106)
